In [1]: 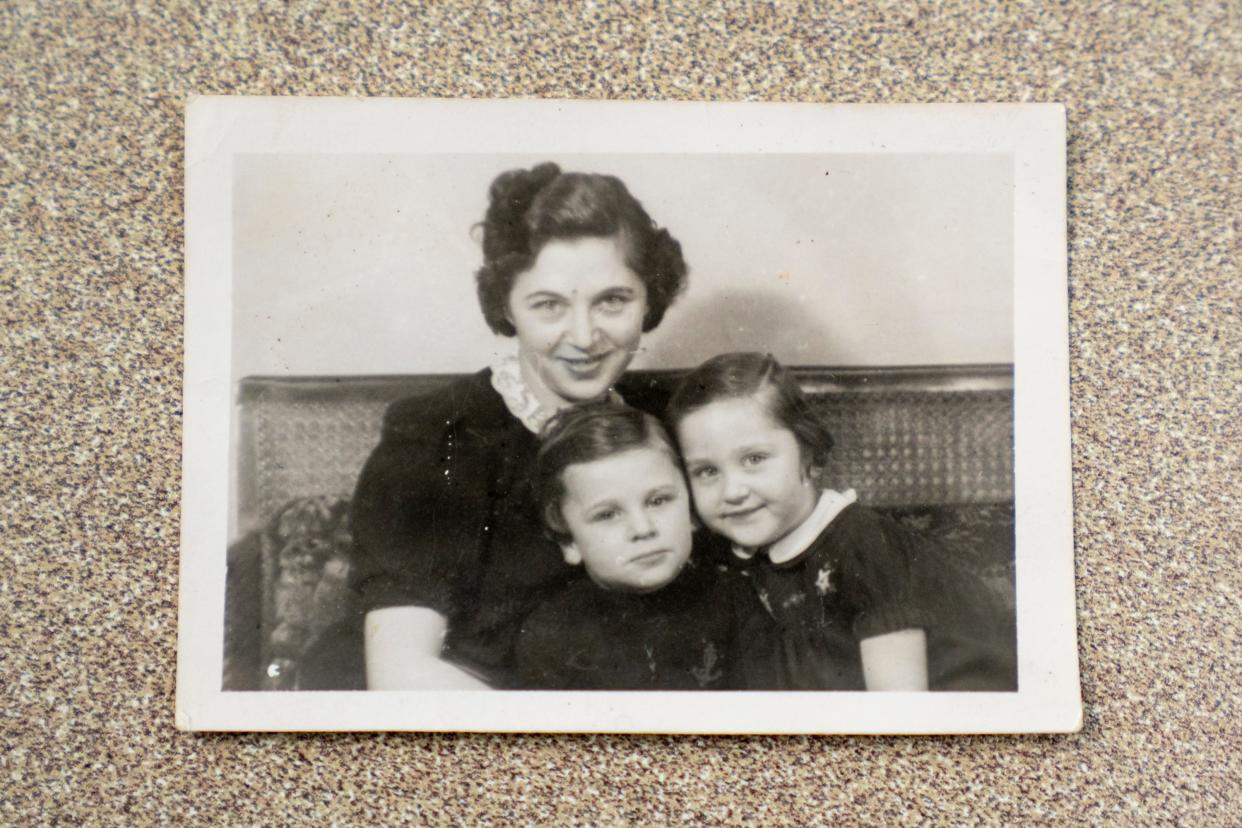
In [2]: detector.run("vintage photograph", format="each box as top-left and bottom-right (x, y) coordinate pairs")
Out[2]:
(179, 99), (1079, 733)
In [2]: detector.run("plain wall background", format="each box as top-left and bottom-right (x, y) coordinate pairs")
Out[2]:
(232, 153), (1013, 378)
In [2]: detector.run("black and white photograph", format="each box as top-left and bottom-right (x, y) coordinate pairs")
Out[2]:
(179, 99), (1079, 733)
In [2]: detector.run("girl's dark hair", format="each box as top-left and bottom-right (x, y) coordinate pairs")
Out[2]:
(475, 162), (688, 336)
(666, 352), (834, 469)
(533, 401), (680, 544)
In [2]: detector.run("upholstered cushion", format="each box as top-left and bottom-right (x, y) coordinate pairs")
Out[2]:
(885, 502), (1016, 617)
(223, 496), (359, 691)
(223, 495), (1014, 691)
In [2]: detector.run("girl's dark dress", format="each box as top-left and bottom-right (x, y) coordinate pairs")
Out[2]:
(734, 501), (1018, 691)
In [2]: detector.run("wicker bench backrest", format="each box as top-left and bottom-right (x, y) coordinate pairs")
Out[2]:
(234, 366), (1013, 535)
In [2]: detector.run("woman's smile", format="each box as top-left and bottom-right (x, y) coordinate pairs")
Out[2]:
(557, 350), (610, 374)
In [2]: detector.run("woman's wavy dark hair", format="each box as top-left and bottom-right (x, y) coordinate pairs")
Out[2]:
(533, 401), (681, 544)
(666, 352), (834, 471)
(475, 162), (688, 336)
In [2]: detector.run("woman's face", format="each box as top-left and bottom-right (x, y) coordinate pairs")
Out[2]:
(507, 236), (648, 406)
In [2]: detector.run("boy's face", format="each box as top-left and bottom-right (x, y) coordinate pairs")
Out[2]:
(677, 394), (819, 551)
(558, 446), (694, 593)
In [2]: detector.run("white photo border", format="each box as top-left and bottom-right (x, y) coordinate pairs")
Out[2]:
(179, 98), (1079, 734)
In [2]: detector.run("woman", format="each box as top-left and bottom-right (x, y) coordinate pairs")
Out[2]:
(350, 162), (689, 689)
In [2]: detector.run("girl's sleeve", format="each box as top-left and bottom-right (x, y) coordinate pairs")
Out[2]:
(349, 395), (491, 619)
(837, 507), (1017, 690)
(835, 508), (937, 641)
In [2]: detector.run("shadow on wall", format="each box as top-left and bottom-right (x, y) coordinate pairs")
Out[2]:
(640, 286), (844, 368)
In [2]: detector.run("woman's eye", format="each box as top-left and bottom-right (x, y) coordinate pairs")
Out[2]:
(743, 453), (768, 466)
(648, 493), (674, 507)
(691, 466), (717, 480)
(532, 299), (561, 313)
(597, 294), (629, 312)
(590, 509), (618, 523)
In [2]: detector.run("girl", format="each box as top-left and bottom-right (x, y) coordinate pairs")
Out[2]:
(514, 402), (767, 689)
(667, 352), (1017, 691)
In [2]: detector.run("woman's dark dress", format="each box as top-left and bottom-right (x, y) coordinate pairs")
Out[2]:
(348, 368), (673, 688)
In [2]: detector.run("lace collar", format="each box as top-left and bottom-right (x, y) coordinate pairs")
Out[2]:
(731, 488), (859, 565)
(489, 354), (624, 435)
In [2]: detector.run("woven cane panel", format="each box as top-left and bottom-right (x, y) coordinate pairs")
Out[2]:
(248, 398), (391, 525)
(238, 376), (1014, 527)
(813, 389), (1014, 507)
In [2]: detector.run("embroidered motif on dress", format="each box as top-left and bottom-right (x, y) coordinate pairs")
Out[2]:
(757, 589), (773, 615)
(690, 641), (722, 687)
(815, 565), (836, 595)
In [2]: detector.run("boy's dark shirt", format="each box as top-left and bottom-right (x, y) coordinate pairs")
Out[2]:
(514, 555), (768, 690)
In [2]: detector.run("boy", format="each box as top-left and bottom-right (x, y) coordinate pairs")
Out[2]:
(514, 402), (763, 690)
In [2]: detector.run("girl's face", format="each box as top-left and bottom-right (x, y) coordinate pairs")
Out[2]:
(676, 393), (819, 551)
(557, 446), (694, 593)
(507, 236), (647, 408)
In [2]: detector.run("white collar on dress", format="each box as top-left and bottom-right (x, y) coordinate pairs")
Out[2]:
(490, 354), (550, 434)
(732, 488), (859, 565)
(489, 354), (624, 435)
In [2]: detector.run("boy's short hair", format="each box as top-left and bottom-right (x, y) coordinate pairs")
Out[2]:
(533, 402), (681, 544)
(665, 351), (834, 470)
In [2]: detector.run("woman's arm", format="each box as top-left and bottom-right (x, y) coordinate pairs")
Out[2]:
(859, 628), (929, 691)
(364, 607), (491, 690)
(352, 389), (495, 691)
